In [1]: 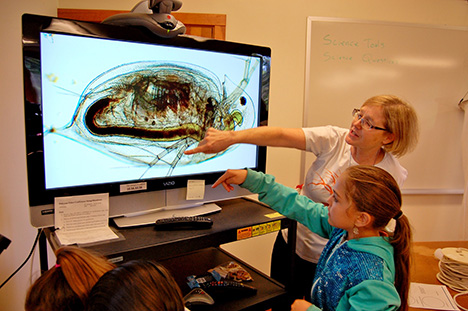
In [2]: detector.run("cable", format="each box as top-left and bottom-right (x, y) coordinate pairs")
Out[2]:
(459, 89), (468, 105)
(0, 229), (43, 290)
(454, 292), (468, 311)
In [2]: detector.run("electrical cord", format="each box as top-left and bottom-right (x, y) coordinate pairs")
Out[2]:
(0, 229), (43, 290)
(454, 292), (468, 311)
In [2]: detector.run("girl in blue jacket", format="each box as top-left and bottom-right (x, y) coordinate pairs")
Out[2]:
(213, 165), (412, 311)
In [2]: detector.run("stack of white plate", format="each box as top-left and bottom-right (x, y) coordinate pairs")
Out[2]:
(436, 247), (468, 292)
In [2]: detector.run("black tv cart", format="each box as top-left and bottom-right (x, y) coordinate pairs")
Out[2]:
(41, 197), (297, 311)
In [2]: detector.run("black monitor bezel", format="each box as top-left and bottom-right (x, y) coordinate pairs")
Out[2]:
(22, 13), (269, 207)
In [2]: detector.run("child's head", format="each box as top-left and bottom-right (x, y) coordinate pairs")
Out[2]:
(341, 165), (402, 231)
(86, 260), (185, 311)
(25, 246), (115, 311)
(337, 165), (412, 310)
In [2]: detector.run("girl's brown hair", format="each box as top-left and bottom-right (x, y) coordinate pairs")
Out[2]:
(25, 246), (115, 311)
(86, 260), (185, 311)
(343, 165), (412, 311)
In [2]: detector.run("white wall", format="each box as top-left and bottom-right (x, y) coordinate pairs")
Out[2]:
(0, 1), (57, 311)
(57, 0), (468, 237)
(56, 1), (468, 186)
(1, 1), (467, 310)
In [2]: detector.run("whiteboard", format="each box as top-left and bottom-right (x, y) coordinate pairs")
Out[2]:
(304, 17), (468, 191)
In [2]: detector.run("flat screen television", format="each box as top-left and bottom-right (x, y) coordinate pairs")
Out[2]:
(22, 13), (270, 228)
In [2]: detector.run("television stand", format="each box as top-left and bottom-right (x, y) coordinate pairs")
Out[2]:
(41, 197), (297, 310)
(112, 202), (221, 227)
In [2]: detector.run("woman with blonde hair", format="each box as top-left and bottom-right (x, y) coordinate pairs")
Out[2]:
(185, 94), (418, 303)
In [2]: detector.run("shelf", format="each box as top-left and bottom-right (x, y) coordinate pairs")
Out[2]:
(44, 197), (294, 262)
(41, 197), (296, 310)
(159, 247), (289, 311)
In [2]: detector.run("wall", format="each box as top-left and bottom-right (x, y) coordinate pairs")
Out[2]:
(57, 0), (468, 236)
(1, 1), (467, 310)
(303, 18), (468, 191)
(0, 1), (57, 311)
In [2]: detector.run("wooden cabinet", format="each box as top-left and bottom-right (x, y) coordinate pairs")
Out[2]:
(57, 8), (226, 40)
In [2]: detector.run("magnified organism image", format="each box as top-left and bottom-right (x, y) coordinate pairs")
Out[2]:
(40, 32), (263, 188)
(46, 58), (260, 178)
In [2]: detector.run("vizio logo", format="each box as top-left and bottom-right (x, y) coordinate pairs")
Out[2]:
(163, 181), (176, 187)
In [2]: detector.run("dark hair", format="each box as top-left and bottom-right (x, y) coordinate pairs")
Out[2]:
(86, 260), (185, 311)
(25, 246), (115, 311)
(343, 165), (412, 311)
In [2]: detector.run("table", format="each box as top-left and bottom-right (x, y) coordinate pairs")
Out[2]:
(410, 241), (468, 311)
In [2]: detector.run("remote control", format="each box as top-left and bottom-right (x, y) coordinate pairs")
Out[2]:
(200, 280), (257, 297)
(154, 216), (213, 230)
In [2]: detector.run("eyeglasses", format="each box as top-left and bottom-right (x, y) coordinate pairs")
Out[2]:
(352, 108), (388, 132)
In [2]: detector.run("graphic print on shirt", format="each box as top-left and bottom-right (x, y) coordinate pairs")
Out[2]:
(308, 169), (341, 203)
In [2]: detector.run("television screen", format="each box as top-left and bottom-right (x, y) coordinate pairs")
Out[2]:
(22, 14), (270, 228)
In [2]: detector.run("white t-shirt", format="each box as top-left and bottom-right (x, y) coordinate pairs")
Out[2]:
(281, 125), (408, 263)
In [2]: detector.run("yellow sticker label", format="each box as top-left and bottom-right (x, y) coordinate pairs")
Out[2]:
(252, 224), (267, 237)
(265, 212), (282, 219)
(269, 220), (281, 232)
(238, 220), (281, 240)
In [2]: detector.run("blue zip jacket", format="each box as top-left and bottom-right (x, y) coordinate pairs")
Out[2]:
(241, 169), (401, 311)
